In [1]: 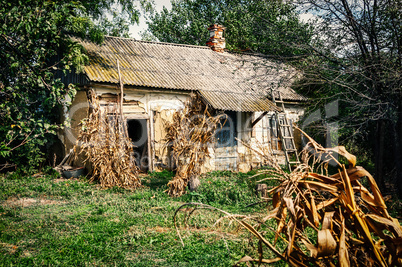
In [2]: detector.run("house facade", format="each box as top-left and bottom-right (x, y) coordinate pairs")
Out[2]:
(59, 25), (307, 173)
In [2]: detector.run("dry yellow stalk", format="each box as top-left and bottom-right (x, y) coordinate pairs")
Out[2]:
(175, 127), (402, 266)
(164, 95), (224, 197)
(74, 90), (140, 189)
(243, 128), (400, 266)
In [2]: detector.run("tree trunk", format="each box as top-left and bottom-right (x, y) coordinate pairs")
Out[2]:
(375, 119), (386, 191)
(395, 103), (402, 198)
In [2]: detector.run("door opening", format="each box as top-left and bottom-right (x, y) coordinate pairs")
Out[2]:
(127, 119), (148, 172)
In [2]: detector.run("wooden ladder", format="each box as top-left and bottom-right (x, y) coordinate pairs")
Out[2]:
(271, 90), (300, 171)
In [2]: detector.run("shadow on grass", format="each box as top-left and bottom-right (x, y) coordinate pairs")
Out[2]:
(143, 170), (175, 190)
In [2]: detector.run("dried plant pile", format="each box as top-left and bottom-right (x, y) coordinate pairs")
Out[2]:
(165, 95), (224, 197)
(75, 90), (140, 189)
(175, 127), (402, 266)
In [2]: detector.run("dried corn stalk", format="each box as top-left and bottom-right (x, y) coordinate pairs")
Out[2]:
(74, 90), (140, 189)
(175, 126), (402, 266)
(243, 126), (402, 266)
(165, 94), (224, 197)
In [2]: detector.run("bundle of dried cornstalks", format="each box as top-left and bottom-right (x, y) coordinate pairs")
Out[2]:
(74, 90), (140, 189)
(175, 127), (402, 266)
(243, 127), (402, 266)
(165, 95), (224, 197)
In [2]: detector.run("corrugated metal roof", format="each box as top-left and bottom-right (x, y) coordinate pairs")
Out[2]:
(214, 52), (309, 102)
(73, 36), (306, 112)
(199, 91), (281, 112)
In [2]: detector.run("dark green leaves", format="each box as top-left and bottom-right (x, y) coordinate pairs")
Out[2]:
(145, 0), (312, 57)
(0, 0), (146, 172)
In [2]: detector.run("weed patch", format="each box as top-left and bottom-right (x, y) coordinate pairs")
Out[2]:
(4, 168), (392, 266)
(0, 171), (267, 266)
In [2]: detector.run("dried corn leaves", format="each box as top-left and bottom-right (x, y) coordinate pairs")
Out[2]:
(74, 90), (140, 189)
(241, 128), (402, 266)
(176, 127), (402, 266)
(165, 95), (224, 197)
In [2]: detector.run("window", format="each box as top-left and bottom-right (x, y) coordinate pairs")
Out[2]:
(216, 111), (237, 147)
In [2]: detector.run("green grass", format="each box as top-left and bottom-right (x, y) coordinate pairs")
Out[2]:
(0, 170), (284, 266)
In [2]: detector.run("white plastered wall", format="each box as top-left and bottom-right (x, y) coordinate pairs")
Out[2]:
(62, 86), (305, 173)
(239, 104), (305, 171)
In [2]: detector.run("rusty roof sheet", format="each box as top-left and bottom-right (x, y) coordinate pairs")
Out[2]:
(73, 36), (306, 111)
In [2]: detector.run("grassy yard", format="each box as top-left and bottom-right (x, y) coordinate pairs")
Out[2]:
(0, 170), (282, 266)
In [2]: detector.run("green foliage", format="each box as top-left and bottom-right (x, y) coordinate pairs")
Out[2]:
(84, 0), (154, 36)
(145, 170), (175, 189)
(145, 0), (312, 56)
(0, 0), (90, 172)
(0, 0), (147, 173)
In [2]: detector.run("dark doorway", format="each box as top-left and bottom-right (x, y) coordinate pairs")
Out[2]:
(127, 119), (148, 172)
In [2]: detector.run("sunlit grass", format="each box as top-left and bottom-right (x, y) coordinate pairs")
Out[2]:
(0, 170), (279, 266)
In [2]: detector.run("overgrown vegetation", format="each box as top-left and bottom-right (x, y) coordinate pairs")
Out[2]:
(175, 129), (402, 266)
(2, 138), (402, 265)
(294, 0), (402, 197)
(0, 170), (277, 266)
(0, 0), (149, 173)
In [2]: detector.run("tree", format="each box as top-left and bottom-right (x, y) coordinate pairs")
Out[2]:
(82, 0), (153, 37)
(294, 0), (402, 195)
(0, 0), (146, 173)
(145, 0), (311, 57)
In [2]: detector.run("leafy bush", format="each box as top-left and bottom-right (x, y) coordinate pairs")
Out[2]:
(0, 0), (144, 174)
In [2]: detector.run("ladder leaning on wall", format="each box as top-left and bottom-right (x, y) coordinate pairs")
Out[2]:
(271, 89), (301, 171)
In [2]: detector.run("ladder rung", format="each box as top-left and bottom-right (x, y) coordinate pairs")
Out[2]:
(279, 124), (291, 127)
(289, 161), (301, 164)
(282, 136), (293, 139)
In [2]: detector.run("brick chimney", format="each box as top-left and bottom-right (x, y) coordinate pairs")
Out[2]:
(206, 24), (226, 52)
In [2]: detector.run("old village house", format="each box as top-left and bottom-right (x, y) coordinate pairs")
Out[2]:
(59, 25), (307, 173)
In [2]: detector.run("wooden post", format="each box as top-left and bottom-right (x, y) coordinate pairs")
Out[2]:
(116, 60), (127, 136)
(149, 110), (155, 172)
(147, 118), (153, 172)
